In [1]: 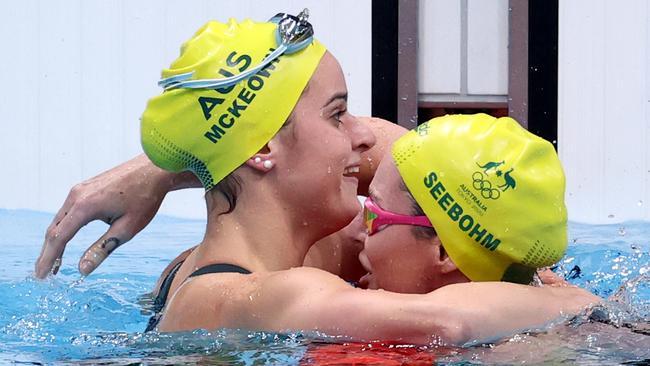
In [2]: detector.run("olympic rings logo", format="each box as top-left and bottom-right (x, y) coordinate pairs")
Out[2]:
(472, 172), (501, 200)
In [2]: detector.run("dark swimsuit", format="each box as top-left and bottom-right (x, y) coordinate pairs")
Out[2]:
(145, 262), (251, 332)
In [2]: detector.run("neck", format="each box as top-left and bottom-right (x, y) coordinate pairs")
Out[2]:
(191, 176), (324, 273)
(437, 270), (471, 289)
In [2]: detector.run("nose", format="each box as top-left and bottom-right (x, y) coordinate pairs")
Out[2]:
(345, 114), (376, 153)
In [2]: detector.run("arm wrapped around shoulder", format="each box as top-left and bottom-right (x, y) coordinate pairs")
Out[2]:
(253, 269), (601, 346)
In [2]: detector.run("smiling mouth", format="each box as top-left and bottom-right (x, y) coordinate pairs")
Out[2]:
(343, 166), (360, 176)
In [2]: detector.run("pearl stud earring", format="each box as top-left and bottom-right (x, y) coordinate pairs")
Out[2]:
(254, 157), (262, 164)
(263, 160), (273, 169)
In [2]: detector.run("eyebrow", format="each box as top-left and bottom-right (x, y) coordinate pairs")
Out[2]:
(322, 92), (348, 108)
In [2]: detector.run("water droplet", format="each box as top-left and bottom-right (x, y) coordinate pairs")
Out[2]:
(562, 257), (575, 265)
(638, 200), (643, 206)
(327, 166), (332, 174)
(618, 227), (626, 236)
(608, 214), (615, 218)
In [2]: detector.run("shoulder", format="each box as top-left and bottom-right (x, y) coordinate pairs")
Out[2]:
(157, 267), (351, 331)
(264, 266), (351, 290)
(245, 267), (353, 312)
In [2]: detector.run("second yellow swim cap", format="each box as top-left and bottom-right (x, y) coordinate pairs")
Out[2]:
(141, 14), (326, 190)
(392, 114), (567, 284)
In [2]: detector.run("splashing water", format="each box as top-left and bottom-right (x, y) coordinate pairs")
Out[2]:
(0, 210), (648, 364)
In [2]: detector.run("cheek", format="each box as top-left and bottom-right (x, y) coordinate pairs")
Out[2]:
(293, 135), (350, 181)
(364, 230), (407, 273)
(365, 228), (430, 292)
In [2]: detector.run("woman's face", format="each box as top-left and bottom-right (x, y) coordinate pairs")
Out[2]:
(358, 156), (443, 294)
(272, 52), (375, 236)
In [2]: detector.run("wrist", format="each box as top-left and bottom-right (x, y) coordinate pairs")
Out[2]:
(168, 171), (201, 191)
(133, 154), (200, 192)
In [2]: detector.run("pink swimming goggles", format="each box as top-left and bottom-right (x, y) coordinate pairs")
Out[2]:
(363, 196), (433, 236)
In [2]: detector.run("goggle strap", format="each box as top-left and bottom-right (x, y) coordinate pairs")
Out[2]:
(160, 46), (287, 91)
(158, 9), (313, 91)
(158, 72), (194, 89)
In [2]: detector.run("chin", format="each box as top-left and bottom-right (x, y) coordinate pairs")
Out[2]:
(340, 201), (360, 224)
(329, 209), (357, 235)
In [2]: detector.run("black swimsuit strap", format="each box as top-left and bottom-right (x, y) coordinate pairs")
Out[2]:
(189, 263), (251, 277)
(144, 262), (250, 332)
(145, 260), (184, 332)
(152, 261), (184, 313)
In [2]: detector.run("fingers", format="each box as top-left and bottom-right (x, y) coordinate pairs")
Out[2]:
(52, 256), (63, 275)
(35, 195), (76, 277)
(35, 208), (95, 279)
(537, 268), (570, 287)
(78, 218), (133, 276)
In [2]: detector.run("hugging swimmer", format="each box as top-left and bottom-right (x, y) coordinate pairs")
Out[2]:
(36, 10), (600, 345)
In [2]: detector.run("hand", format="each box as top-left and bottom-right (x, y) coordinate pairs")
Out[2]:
(538, 268), (571, 287)
(34, 154), (198, 278)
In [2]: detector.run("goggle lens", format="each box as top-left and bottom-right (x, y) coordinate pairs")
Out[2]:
(364, 206), (378, 234)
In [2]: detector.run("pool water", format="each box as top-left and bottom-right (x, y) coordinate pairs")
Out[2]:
(0, 209), (648, 365)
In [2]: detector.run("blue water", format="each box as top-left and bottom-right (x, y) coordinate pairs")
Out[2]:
(0, 209), (648, 365)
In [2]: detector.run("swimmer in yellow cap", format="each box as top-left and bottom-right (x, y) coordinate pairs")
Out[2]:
(36, 11), (599, 345)
(359, 113), (568, 293)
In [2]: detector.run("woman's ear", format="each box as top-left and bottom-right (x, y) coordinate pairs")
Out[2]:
(433, 236), (459, 274)
(244, 144), (274, 172)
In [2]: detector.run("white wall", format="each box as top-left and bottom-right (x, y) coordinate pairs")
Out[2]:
(558, 0), (650, 223)
(418, 0), (508, 102)
(0, 0), (371, 219)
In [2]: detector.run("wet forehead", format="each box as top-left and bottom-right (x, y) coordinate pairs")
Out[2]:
(368, 155), (410, 211)
(304, 52), (348, 103)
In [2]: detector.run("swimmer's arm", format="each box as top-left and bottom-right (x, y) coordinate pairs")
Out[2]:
(253, 268), (600, 345)
(35, 154), (200, 278)
(35, 117), (398, 278)
(36, 115), (398, 278)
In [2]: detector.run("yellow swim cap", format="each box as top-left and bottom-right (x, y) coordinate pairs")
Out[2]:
(392, 114), (567, 284)
(141, 15), (326, 190)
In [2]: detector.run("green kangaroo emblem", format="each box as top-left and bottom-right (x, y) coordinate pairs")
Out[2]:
(476, 160), (504, 173)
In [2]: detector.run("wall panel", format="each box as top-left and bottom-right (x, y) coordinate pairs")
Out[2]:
(467, 0), (508, 95)
(0, 0), (40, 209)
(418, 0), (461, 94)
(37, 0), (83, 212)
(559, 0), (650, 223)
(418, 0), (508, 102)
